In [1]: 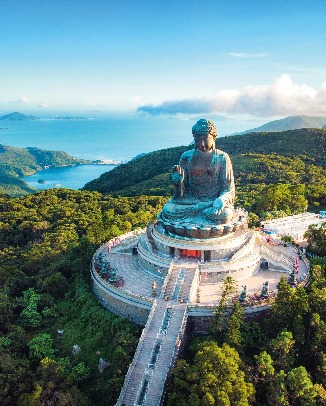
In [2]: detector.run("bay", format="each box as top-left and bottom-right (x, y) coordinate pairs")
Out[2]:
(22, 164), (116, 190)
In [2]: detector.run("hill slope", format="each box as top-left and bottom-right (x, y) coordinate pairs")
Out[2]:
(83, 128), (326, 195)
(233, 115), (326, 134)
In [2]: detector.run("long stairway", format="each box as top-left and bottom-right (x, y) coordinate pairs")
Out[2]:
(116, 264), (198, 406)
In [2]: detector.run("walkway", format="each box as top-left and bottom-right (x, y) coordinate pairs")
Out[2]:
(116, 263), (197, 406)
(98, 249), (163, 298)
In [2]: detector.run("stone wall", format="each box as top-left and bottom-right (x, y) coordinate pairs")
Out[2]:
(187, 305), (271, 335)
(154, 239), (171, 256)
(92, 280), (152, 325)
(138, 254), (169, 278)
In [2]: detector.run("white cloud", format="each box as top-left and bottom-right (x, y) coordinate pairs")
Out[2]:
(228, 52), (269, 58)
(38, 103), (49, 108)
(132, 96), (141, 104)
(85, 101), (97, 107)
(137, 75), (326, 117)
(15, 96), (32, 104)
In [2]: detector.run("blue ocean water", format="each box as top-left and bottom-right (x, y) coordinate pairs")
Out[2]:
(0, 116), (263, 161)
(0, 115), (265, 190)
(0, 117), (194, 162)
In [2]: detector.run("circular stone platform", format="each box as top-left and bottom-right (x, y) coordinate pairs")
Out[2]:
(91, 222), (310, 325)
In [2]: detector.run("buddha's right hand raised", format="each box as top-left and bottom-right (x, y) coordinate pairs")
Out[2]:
(171, 165), (184, 184)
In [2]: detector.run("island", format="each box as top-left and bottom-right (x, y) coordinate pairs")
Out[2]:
(52, 116), (88, 120)
(0, 112), (39, 121)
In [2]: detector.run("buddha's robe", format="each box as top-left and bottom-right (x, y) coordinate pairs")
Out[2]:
(161, 148), (235, 224)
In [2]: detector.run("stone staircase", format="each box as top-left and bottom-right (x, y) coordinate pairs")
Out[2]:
(117, 270), (196, 406)
(178, 267), (198, 302)
(162, 264), (197, 302)
(144, 306), (187, 405)
(163, 265), (182, 300)
(118, 303), (168, 405)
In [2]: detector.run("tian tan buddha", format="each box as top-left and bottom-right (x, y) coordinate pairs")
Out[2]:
(158, 119), (236, 238)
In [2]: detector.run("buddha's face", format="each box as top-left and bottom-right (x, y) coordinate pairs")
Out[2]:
(194, 133), (215, 152)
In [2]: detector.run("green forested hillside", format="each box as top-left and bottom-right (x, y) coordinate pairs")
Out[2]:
(84, 145), (187, 194)
(84, 128), (326, 215)
(0, 173), (325, 404)
(84, 128), (326, 194)
(0, 189), (166, 405)
(0, 144), (90, 176)
(0, 145), (90, 196)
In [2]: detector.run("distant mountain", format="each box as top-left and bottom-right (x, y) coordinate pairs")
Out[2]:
(323, 125), (326, 130)
(232, 115), (326, 135)
(0, 112), (39, 121)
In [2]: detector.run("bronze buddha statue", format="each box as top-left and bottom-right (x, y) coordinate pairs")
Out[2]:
(158, 119), (236, 238)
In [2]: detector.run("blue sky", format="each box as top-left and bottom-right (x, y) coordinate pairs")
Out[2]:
(1, 0), (326, 117)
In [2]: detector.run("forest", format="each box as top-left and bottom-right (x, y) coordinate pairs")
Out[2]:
(0, 189), (166, 405)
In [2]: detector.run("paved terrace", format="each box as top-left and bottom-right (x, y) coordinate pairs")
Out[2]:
(199, 239), (309, 305)
(97, 237), (309, 307)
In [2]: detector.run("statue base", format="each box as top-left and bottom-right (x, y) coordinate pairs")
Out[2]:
(157, 211), (243, 239)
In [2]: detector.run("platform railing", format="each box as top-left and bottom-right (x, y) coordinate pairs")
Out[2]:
(261, 246), (293, 269)
(91, 263), (154, 306)
(229, 232), (256, 261)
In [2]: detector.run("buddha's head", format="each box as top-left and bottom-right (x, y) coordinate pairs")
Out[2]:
(192, 119), (217, 152)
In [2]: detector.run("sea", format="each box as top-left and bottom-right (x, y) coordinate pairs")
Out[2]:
(0, 115), (265, 190)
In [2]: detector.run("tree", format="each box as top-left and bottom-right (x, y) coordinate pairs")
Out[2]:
(225, 301), (244, 351)
(257, 184), (307, 215)
(20, 288), (42, 328)
(254, 351), (275, 383)
(287, 366), (317, 405)
(305, 223), (326, 257)
(214, 276), (237, 336)
(167, 342), (255, 406)
(0, 288), (13, 332)
(270, 330), (295, 372)
(28, 333), (54, 361)
(269, 370), (289, 406)
(42, 272), (69, 299)
(271, 277), (309, 333)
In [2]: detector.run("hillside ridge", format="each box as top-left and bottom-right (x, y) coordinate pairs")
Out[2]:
(83, 127), (326, 196)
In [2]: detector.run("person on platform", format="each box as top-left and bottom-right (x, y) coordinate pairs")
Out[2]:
(161, 119), (235, 226)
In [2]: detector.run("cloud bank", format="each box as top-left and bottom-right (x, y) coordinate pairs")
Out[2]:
(137, 75), (326, 117)
(228, 52), (269, 58)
